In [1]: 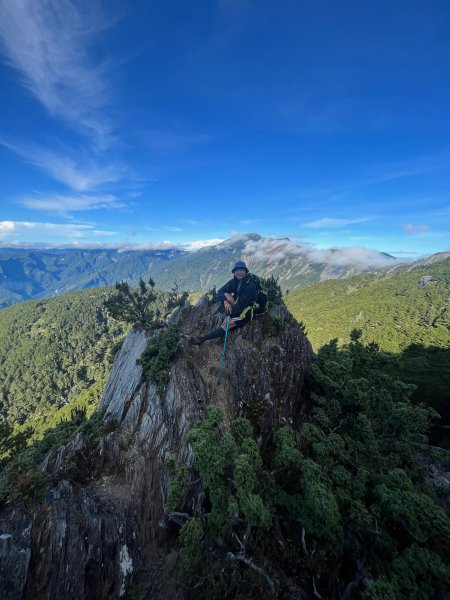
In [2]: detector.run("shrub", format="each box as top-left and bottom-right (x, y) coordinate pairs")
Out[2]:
(0, 404), (107, 508)
(137, 324), (181, 392)
(261, 274), (284, 307)
(104, 279), (187, 330)
(165, 336), (450, 598)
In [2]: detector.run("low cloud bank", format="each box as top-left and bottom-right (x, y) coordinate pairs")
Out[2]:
(0, 234), (406, 268)
(244, 237), (402, 269)
(0, 241), (179, 251)
(0, 238), (223, 252)
(244, 237), (306, 261)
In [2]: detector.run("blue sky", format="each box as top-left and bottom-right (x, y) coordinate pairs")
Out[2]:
(0, 0), (449, 257)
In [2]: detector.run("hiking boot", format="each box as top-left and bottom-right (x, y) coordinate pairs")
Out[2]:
(188, 336), (204, 345)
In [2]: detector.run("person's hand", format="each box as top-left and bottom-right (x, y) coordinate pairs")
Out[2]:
(224, 300), (232, 314)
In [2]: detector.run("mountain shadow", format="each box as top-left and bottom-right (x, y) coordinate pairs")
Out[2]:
(399, 343), (450, 448)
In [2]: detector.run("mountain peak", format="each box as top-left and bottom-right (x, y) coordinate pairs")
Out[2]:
(216, 232), (262, 248)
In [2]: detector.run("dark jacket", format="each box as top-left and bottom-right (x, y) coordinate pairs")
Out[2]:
(217, 273), (258, 317)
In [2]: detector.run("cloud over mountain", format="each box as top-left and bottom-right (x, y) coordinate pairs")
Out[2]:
(243, 235), (399, 269)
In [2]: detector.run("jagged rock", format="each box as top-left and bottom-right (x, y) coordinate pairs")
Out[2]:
(0, 510), (31, 600)
(0, 300), (313, 599)
(418, 275), (438, 287)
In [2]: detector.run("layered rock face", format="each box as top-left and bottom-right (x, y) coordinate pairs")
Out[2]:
(0, 300), (313, 599)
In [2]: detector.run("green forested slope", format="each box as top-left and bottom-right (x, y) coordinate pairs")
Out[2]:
(0, 287), (130, 426)
(286, 259), (450, 352)
(1, 259), (449, 443)
(286, 258), (450, 442)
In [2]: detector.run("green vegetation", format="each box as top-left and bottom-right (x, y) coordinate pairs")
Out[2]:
(286, 259), (450, 445)
(164, 457), (189, 513)
(286, 260), (450, 352)
(0, 379), (105, 463)
(104, 278), (187, 392)
(0, 278), (186, 506)
(0, 287), (129, 426)
(167, 335), (450, 599)
(137, 324), (182, 392)
(0, 400), (109, 508)
(104, 278), (188, 330)
(0, 255), (448, 595)
(261, 274), (284, 307)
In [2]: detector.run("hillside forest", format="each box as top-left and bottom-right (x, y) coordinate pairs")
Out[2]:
(0, 288), (129, 432)
(286, 258), (450, 447)
(0, 263), (449, 598)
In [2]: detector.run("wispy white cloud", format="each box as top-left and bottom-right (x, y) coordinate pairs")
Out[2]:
(404, 223), (431, 234)
(240, 219), (261, 226)
(0, 138), (126, 191)
(304, 217), (376, 229)
(266, 231), (306, 240)
(363, 153), (448, 185)
(91, 230), (117, 236)
(0, 220), (116, 239)
(298, 153), (450, 202)
(432, 205), (450, 218)
(0, 0), (115, 146)
(163, 225), (183, 232)
(183, 238), (224, 250)
(21, 193), (124, 213)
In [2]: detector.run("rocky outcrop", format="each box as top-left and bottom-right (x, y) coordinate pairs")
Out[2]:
(0, 299), (313, 599)
(418, 275), (438, 287)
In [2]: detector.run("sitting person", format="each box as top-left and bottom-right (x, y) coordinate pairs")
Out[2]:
(189, 261), (259, 345)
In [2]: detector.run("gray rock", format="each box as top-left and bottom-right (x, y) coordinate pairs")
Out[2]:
(0, 301), (313, 598)
(418, 275), (438, 287)
(0, 510), (31, 600)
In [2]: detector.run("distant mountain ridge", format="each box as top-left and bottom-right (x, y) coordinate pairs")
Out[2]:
(0, 247), (185, 308)
(0, 233), (447, 308)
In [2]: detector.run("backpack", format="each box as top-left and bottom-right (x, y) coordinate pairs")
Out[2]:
(248, 273), (268, 313)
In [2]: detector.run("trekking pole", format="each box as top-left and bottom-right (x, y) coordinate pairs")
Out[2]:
(217, 315), (231, 385)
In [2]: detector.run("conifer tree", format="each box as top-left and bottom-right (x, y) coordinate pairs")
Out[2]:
(104, 278), (187, 330)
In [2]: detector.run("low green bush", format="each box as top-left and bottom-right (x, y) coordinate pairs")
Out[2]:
(166, 335), (450, 598)
(137, 324), (181, 392)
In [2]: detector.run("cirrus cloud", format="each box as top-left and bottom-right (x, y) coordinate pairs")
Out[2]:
(21, 193), (125, 213)
(0, 138), (126, 192)
(303, 216), (376, 229)
(0, 0), (115, 146)
(0, 220), (116, 240)
(404, 223), (431, 234)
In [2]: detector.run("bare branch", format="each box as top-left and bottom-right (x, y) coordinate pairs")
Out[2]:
(302, 527), (308, 554)
(166, 511), (192, 526)
(313, 576), (322, 599)
(233, 533), (245, 553)
(227, 552), (277, 594)
(341, 580), (359, 600)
